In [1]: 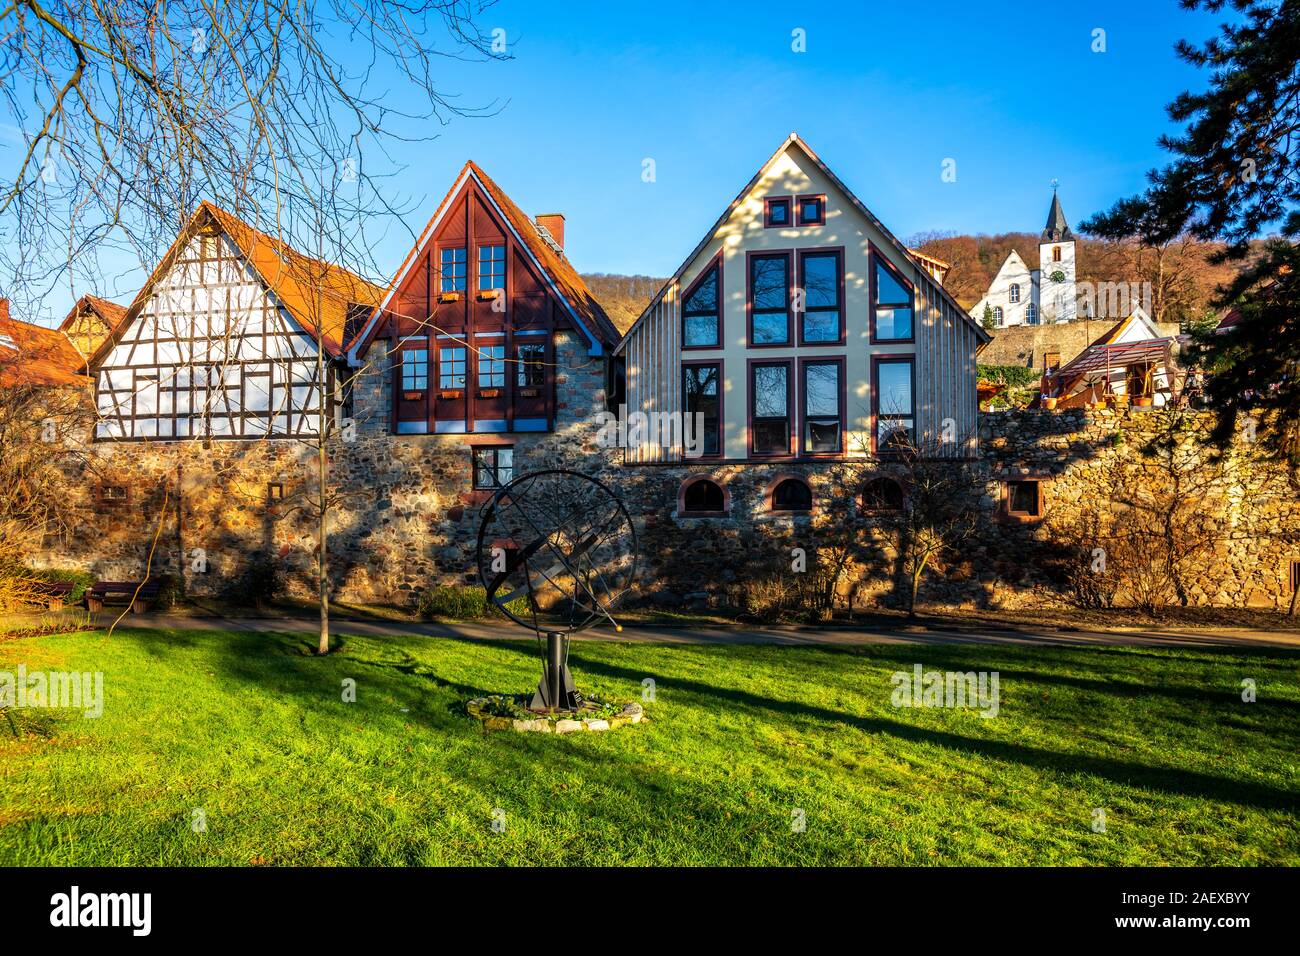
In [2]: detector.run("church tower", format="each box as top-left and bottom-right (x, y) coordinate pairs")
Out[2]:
(1038, 190), (1077, 323)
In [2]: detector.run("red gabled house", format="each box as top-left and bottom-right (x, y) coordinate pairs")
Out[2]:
(348, 161), (620, 436)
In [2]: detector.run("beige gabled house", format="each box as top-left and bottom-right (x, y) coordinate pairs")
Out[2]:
(614, 133), (989, 464)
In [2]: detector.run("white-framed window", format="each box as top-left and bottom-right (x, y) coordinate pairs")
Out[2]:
(1026, 303), (1038, 324)
(993, 306), (1004, 325)
(1008, 283), (1021, 304)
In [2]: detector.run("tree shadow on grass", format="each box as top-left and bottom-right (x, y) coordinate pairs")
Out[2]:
(105, 628), (1300, 815)
(442, 635), (1300, 813)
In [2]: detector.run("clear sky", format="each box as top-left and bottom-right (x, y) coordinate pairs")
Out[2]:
(37, 0), (1231, 319)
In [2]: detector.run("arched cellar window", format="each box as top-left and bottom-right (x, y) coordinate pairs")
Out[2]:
(861, 476), (904, 512)
(679, 476), (728, 516)
(770, 476), (812, 513)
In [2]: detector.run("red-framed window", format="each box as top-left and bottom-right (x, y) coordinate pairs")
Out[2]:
(797, 194), (826, 226)
(439, 247), (467, 294)
(478, 244), (506, 293)
(682, 360), (723, 458)
(682, 256), (722, 350)
(748, 251), (792, 346)
(871, 356), (915, 455)
(764, 196), (792, 228)
(870, 248), (915, 343)
(797, 248), (844, 345)
(472, 445), (514, 489)
(799, 356), (845, 456)
(749, 359), (793, 457)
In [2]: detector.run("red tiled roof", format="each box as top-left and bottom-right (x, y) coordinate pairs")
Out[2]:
(0, 300), (88, 387)
(90, 203), (385, 367)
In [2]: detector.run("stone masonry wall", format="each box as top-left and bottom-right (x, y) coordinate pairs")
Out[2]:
(30, 372), (1300, 614)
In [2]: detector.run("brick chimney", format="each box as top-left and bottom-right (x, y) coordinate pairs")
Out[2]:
(536, 213), (565, 251)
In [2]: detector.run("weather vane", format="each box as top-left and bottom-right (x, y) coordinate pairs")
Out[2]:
(475, 469), (638, 712)
(1050, 177), (1060, 192)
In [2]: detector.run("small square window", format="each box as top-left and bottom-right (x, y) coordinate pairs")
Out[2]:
(268, 482), (284, 502)
(473, 447), (514, 489)
(797, 194), (825, 226)
(764, 197), (791, 228)
(1006, 480), (1041, 517)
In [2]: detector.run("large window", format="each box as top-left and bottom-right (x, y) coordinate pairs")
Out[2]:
(749, 253), (790, 345)
(874, 358), (914, 454)
(683, 362), (721, 457)
(473, 446), (513, 489)
(439, 346), (467, 389)
(798, 250), (842, 344)
(516, 343), (545, 388)
(478, 245), (506, 292)
(801, 359), (843, 455)
(871, 254), (913, 342)
(682, 261), (721, 349)
(401, 349), (428, 391)
(440, 247), (467, 293)
(750, 361), (791, 456)
(478, 345), (505, 389)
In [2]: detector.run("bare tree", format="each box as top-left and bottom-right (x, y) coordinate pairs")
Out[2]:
(1, 2), (508, 650)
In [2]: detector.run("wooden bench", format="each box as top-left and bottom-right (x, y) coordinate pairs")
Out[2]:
(29, 581), (76, 611)
(86, 581), (161, 614)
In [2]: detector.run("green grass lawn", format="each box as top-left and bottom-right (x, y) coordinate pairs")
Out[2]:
(1, 626), (1297, 865)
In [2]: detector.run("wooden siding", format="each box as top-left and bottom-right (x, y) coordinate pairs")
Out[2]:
(619, 260), (980, 462)
(623, 280), (682, 462)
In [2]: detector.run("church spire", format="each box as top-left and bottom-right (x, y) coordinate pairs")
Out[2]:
(1041, 189), (1073, 243)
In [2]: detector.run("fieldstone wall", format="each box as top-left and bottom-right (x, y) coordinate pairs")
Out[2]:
(977, 318), (1181, 370)
(615, 407), (1300, 613)
(29, 372), (1300, 613)
(33, 331), (618, 604)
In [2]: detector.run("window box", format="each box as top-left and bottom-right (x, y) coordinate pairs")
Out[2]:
(478, 388), (501, 399)
(440, 389), (464, 400)
(517, 387), (541, 398)
(477, 289), (501, 301)
(402, 390), (425, 402)
(437, 291), (461, 303)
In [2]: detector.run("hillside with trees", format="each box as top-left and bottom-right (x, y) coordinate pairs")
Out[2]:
(581, 273), (666, 334)
(907, 230), (1243, 331)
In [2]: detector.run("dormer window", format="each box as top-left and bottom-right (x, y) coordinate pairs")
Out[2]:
(764, 197), (791, 228)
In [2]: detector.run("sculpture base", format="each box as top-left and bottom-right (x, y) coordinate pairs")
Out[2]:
(529, 631), (581, 712)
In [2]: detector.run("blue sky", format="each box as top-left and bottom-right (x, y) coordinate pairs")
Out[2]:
(35, 0), (1230, 318)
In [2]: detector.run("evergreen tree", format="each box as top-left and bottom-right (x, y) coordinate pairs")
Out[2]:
(981, 303), (996, 331)
(1081, 0), (1300, 461)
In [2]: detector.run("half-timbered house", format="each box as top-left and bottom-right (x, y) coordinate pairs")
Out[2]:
(89, 202), (383, 442)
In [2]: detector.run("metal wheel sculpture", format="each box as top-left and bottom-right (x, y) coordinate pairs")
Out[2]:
(475, 469), (638, 712)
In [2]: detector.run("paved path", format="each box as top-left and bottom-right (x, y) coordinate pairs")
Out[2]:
(103, 613), (1300, 650)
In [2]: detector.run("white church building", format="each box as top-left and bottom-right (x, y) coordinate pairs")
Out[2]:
(969, 192), (1079, 328)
